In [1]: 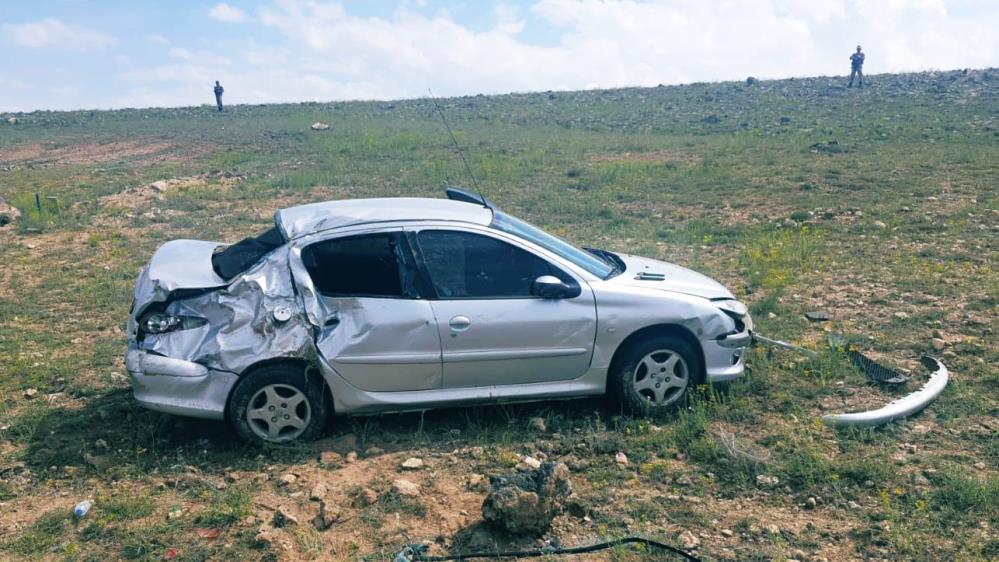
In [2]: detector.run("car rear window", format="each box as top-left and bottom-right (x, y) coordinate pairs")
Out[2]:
(302, 233), (409, 298)
(211, 227), (285, 280)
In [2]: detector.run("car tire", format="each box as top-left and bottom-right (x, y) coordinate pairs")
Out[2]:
(610, 334), (702, 416)
(227, 364), (329, 445)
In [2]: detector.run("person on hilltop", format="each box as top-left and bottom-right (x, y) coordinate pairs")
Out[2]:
(214, 80), (225, 111)
(848, 46), (865, 88)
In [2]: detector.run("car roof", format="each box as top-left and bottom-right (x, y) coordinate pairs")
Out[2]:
(275, 197), (494, 240)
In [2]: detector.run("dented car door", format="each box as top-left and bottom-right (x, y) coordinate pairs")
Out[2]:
(290, 229), (443, 392)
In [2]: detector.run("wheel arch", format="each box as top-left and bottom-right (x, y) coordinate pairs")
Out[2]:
(607, 324), (706, 388)
(224, 357), (332, 421)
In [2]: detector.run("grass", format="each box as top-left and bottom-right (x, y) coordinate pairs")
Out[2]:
(0, 67), (996, 560)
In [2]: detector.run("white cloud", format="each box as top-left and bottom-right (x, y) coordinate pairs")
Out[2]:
(210, 3), (250, 23)
(13, 0), (998, 111)
(2, 18), (114, 49)
(147, 33), (170, 45)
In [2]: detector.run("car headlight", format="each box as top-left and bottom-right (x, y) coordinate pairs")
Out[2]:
(713, 299), (750, 331)
(140, 312), (207, 335)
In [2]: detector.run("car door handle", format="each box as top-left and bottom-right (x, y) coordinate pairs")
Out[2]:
(448, 315), (471, 332)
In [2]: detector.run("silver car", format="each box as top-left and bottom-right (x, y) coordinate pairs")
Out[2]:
(127, 189), (751, 444)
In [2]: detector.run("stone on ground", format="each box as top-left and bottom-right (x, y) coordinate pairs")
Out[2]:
(481, 461), (572, 535)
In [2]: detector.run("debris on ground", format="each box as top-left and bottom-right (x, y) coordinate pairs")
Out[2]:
(804, 311), (829, 322)
(311, 122), (330, 131)
(481, 461), (572, 535)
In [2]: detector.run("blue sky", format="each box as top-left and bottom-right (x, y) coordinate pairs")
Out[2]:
(2, 1), (997, 112)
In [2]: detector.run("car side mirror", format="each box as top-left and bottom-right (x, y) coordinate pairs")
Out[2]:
(531, 275), (581, 299)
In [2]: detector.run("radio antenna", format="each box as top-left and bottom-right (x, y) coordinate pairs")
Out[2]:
(428, 88), (486, 205)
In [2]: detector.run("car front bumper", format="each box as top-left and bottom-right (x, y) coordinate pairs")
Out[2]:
(703, 322), (752, 382)
(126, 345), (238, 420)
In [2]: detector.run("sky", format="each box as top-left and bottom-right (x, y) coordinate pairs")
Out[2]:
(1, 0), (997, 112)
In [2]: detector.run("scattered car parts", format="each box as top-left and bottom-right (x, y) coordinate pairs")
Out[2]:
(752, 332), (949, 426)
(821, 356), (949, 427)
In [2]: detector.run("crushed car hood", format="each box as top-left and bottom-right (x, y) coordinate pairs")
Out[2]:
(133, 239), (227, 312)
(605, 254), (734, 300)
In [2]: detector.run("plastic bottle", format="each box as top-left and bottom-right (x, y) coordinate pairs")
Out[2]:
(73, 500), (92, 518)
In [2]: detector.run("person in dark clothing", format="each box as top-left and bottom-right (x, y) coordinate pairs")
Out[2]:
(214, 80), (225, 111)
(848, 46), (865, 88)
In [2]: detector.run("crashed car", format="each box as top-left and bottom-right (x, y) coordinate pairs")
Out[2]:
(127, 188), (752, 444)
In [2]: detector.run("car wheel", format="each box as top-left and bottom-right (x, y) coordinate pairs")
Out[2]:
(611, 335), (702, 415)
(228, 364), (328, 445)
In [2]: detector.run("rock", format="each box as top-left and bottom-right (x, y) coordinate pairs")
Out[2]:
(679, 530), (700, 549)
(756, 474), (780, 488)
(893, 311), (909, 320)
(22, 388), (38, 399)
(516, 456), (542, 471)
(319, 451), (342, 465)
(94, 439), (109, 450)
(364, 446), (385, 456)
(0, 196), (20, 226)
(148, 180), (169, 193)
(805, 496), (817, 509)
(804, 311), (829, 322)
(255, 525), (292, 550)
(309, 482), (328, 501)
(401, 457), (424, 470)
(345, 451), (358, 463)
(615, 452), (629, 466)
(83, 453), (113, 472)
(973, 461), (986, 470)
(351, 487), (378, 507)
(312, 500), (340, 530)
(848, 500), (861, 509)
(278, 473), (297, 487)
(721, 529), (733, 537)
(273, 505), (298, 527)
(873, 220), (888, 229)
(392, 478), (421, 497)
(311, 122), (330, 131)
(468, 473), (489, 492)
(909, 472), (930, 486)
(528, 417), (547, 432)
(931, 338), (946, 351)
(481, 461), (572, 535)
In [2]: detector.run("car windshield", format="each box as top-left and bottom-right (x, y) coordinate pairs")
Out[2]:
(490, 211), (617, 279)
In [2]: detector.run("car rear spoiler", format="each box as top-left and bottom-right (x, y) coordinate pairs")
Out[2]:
(445, 186), (495, 210)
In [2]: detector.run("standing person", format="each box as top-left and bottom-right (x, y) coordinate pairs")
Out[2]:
(214, 80), (225, 111)
(848, 46), (865, 88)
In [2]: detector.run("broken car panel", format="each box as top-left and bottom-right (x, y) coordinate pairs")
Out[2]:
(127, 192), (753, 443)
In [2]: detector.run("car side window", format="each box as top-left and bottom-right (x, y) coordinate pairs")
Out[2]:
(302, 233), (411, 298)
(416, 230), (573, 299)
